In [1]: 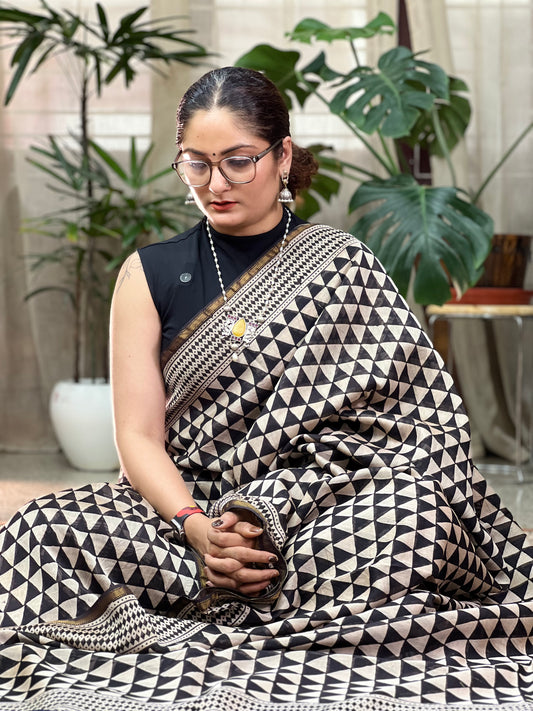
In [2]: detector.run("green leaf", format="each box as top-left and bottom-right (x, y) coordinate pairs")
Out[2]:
(235, 44), (314, 110)
(301, 51), (343, 82)
(349, 175), (493, 304)
(129, 136), (139, 179)
(110, 7), (147, 42)
(96, 3), (109, 41)
(66, 222), (79, 243)
(89, 140), (128, 181)
(5, 33), (45, 104)
(0, 9), (45, 24)
(287, 18), (327, 44)
(330, 46), (450, 139)
(288, 13), (395, 44)
(24, 286), (75, 306)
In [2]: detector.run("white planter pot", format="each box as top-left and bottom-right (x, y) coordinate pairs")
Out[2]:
(49, 379), (119, 471)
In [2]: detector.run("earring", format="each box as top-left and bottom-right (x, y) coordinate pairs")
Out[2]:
(184, 190), (195, 206)
(278, 172), (293, 203)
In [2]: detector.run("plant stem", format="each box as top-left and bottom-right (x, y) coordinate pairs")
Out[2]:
(350, 40), (360, 68)
(378, 132), (400, 175)
(80, 69), (96, 381)
(341, 161), (386, 181)
(73, 264), (81, 383)
(472, 121), (533, 205)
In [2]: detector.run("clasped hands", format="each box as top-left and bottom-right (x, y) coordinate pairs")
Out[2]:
(183, 510), (280, 596)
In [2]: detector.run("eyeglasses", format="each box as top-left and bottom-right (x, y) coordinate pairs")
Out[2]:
(172, 138), (283, 187)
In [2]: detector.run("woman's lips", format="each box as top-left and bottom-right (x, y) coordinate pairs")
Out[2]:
(210, 200), (236, 212)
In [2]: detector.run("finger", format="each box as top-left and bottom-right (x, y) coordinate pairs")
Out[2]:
(206, 529), (256, 551)
(205, 557), (280, 586)
(238, 580), (277, 596)
(204, 568), (238, 590)
(205, 546), (278, 568)
(205, 574), (274, 596)
(232, 520), (264, 539)
(205, 564), (280, 589)
(210, 511), (239, 530)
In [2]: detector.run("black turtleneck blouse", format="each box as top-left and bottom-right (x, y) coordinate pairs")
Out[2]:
(138, 209), (306, 354)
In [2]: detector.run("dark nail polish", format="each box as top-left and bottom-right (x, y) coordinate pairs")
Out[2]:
(211, 519), (223, 528)
(269, 555), (278, 564)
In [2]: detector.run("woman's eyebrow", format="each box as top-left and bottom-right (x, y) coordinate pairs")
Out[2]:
(181, 143), (257, 157)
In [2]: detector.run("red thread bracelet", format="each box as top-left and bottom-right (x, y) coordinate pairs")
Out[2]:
(175, 506), (203, 519)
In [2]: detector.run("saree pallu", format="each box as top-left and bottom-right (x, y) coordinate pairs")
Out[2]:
(1, 223), (533, 710)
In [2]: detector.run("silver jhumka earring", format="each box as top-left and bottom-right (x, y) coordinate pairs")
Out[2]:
(278, 172), (293, 203)
(184, 190), (195, 205)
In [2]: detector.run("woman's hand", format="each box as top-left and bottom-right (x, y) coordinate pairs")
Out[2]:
(184, 511), (280, 596)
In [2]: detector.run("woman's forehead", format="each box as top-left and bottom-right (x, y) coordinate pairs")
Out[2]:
(181, 108), (262, 155)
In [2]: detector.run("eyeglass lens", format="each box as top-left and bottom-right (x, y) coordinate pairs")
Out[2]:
(178, 156), (256, 187)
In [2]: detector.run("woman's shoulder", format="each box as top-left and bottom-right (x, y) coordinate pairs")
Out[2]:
(139, 221), (203, 259)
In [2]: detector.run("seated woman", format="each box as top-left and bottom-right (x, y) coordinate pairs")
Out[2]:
(1, 66), (533, 710)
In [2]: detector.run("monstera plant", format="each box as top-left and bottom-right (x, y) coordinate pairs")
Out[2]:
(237, 13), (494, 305)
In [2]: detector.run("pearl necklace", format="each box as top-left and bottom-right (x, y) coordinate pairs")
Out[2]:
(206, 208), (292, 360)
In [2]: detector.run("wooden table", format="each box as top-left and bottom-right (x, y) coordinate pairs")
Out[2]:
(426, 303), (533, 478)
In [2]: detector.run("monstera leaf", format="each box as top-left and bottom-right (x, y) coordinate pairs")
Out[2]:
(287, 13), (395, 44)
(330, 46), (449, 138)
(235, 44), (316, 110)
(350, 175), (493, 304)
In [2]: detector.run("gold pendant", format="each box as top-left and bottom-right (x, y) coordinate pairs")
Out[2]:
(222, 314), (258, 347)
(231, 318), (247, 339)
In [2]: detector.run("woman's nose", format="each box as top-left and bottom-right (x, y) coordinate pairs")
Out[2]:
(209, 166), (230, 193)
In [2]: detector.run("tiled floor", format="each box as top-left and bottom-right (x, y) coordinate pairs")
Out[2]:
(0, 451), (532, 529)
(0, 452), (117, 523)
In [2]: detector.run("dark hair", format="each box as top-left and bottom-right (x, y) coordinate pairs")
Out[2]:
(176, 66), (317, 195)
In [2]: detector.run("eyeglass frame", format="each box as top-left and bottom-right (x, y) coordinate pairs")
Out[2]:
(171, 137), (284, 188)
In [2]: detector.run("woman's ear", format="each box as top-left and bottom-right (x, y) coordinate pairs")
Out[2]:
(280, 136), (292, 174)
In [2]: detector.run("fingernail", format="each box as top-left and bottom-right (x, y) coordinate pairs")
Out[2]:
(251, 526), (263, 533)
(269, 555), (278, 564)
(211, 519), (223, 528)
(205, 581), (214, 587)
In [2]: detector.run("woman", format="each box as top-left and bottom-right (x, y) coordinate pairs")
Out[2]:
(1, 66), (533, 710)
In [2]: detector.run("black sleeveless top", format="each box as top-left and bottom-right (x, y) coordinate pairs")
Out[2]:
(139, 210), (306, 353)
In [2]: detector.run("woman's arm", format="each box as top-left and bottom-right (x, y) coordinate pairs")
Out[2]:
(110, 252), (199, 523)
(110, 252), (278, 594)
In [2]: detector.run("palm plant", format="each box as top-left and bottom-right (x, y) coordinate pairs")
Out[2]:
(0, 1), (210, 380)
(237, 13), (531, 305)
(25, 136), (194, 380)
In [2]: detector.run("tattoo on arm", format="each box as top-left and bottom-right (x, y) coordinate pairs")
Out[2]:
(116, 253), (142, 294)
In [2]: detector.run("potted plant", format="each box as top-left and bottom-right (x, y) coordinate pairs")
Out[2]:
(236, 12), (532, 306)
(0, 1), (209, 469)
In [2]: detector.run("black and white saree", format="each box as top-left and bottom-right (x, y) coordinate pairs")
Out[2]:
(1, 223), (533, 710)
